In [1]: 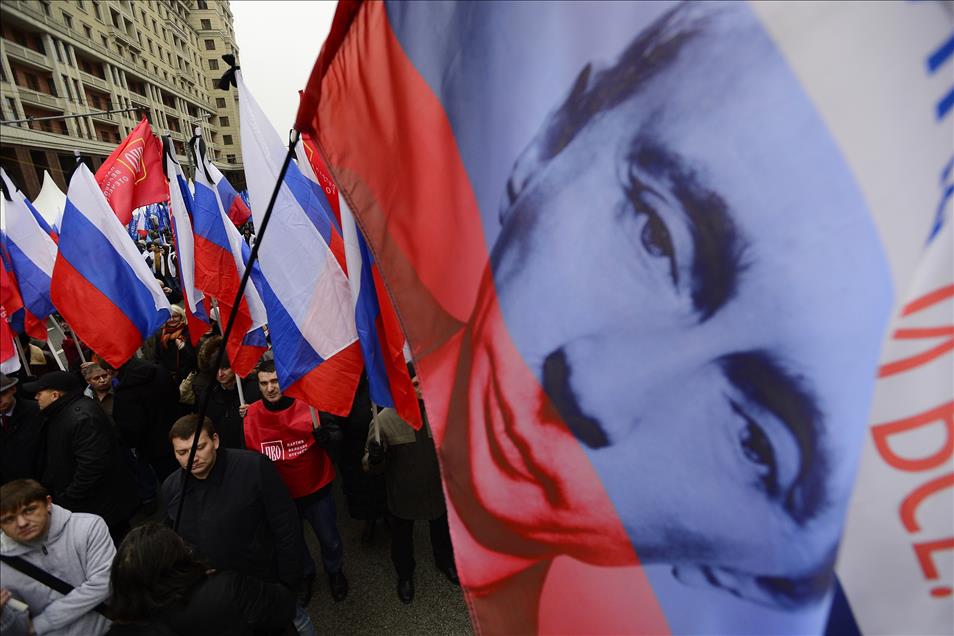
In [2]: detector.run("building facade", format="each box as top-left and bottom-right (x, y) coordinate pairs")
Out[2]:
(0, 0), (244, 200)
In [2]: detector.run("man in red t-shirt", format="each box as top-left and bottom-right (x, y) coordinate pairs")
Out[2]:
(243, 359), (348, 605)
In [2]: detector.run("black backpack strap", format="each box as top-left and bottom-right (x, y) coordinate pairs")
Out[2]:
(0, 554), (110, 617)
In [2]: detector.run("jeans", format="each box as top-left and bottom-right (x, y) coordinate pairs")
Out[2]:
(390, 513), (454, 580)
(297, 485), (344, 577)
(294, 605), (317, 636)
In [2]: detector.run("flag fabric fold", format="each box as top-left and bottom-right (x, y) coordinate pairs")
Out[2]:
(190, 136), (267, 376)
(162, 139), (211, 348)
(52, 164), (171, 367)
(95, 118), (166, 226)
(0, 253), (23, 374)
(0, 168), (57, 339)
(237, 70), (362, 416)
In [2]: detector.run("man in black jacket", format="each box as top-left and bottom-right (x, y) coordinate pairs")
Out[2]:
(0, 373), (44, 483)
(111, 357), (180, 482)
(23, 371), (138, 543)
(161, 414), (311, 632)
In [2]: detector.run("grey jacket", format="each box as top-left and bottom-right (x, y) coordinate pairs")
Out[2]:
(0, 504), (113, 636)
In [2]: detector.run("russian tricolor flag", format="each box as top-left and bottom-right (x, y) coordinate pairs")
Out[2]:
(0, 245), (24, 374)
(191, 137), (267, 376)
(0, 168), (57, 339)
(51, 164), (171, 367)
(237, 70), (363, 416)
(163, 138), (211, 348)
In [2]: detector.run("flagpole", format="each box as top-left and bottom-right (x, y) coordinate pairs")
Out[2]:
(175, 128), (300, 532)
(371, 403), (381, 444)
(51, 317), (86, 364)
(309, 406), (320, 431)
(13, 336), (30, 376)
(45, 338), (66, 371)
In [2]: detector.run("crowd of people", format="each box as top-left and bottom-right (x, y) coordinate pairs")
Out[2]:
(0, 298), (458, 634)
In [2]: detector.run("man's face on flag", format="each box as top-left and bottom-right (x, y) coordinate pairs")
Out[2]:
(469, 3), (890, 607)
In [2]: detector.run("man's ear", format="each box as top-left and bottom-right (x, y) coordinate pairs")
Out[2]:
(499, 63), (595, 226)
(45, 495), (53, 511)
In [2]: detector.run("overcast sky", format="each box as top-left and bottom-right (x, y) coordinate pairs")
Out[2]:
(231, 1), (337, 134)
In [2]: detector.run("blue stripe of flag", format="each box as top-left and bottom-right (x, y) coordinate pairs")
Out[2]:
(58, 199), (167, 340)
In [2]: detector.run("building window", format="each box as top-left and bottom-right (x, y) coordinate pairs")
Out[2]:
(208, 59), (219, 71)
(62, 12), (73, 29)
(198, 0), (208, 9)
(83, 25), (92, 39)
(204, 39), (215, 51)
(220, 116), (230, 127)
(40, 1), (51, 17)
(93, 3), (101, 21)
(216, 97), (226, 108)
(223, 135), (232, 145)
(77, 0), (86, 12)
(201, 19), (212, 30)
(101, 35), (108, 48)
(226, 154), (235, 164)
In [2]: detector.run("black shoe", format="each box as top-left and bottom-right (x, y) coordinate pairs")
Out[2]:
(298, 575), (315, 607)
(361, 519), (375, 546)
(438, 563), (460, 586)
(328, 570), (349, 602)
(397, 577), (414, 604)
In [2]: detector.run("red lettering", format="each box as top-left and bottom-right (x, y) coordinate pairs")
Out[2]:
(880, 285), (954, 377)
(872, 401), (954, 471)
(900, 472), (954, 532)
(913, 537), (954, 580)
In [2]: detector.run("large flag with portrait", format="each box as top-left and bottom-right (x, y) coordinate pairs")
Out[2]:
(296, 1), (952, 634)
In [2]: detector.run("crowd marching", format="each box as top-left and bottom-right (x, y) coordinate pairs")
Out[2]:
(0, 305), (459, 635)
(0, 42), (462, 631)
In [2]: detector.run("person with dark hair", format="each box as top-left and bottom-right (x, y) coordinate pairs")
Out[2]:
(244, 359), (348, 606)
(195, 336), (260, 450)
(105, 523), (295, 636)
(24, 371), (137, 544)
(152, 308), (195, 394)
(363, 368), (457, 604)
(0, 479), (113, 636)
(161, 415), (312, 634)
(0, 372), (44, 483)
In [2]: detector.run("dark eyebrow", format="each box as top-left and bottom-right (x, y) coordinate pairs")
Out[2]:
(629, 137), (747, 320)
(719, 351), (827, 525)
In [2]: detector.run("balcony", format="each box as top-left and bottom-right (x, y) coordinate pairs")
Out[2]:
(1, 40), (51, 68)
(16, 86), (61, 109)
(110, 27), (141, 51)
(79, 70), (109, 91)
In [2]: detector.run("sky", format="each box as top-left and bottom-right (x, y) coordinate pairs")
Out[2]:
(231, 0), (337, 134)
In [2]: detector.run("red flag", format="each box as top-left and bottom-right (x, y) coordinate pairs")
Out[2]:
(95, 118), (165, 226)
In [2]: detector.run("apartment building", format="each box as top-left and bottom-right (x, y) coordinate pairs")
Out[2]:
(0, 0), (244, 199)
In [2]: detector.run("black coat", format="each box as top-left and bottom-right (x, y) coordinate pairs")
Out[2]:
(162, 571), (296, 635)
(161, 448), (303, 589)
(0, 397), (44, 483)
(113, 358), (179, 478)
(39, 391), (138, 527)
(200, 377), (261, 450)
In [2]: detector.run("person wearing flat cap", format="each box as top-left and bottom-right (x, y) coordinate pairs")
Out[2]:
(23, 371), (138, 544)
(0, 373), (43, 484)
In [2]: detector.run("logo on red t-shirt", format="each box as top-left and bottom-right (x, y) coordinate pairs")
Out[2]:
(261, 440), (284, 462)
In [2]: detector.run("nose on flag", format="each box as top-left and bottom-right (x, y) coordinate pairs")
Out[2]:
(52, 164), (171, 367)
